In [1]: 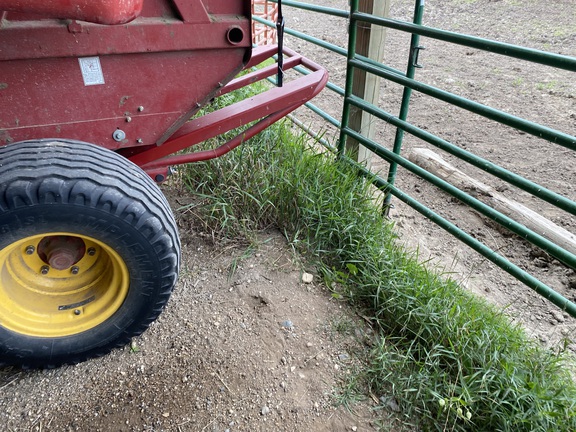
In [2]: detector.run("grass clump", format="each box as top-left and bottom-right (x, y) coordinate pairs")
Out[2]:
(181, 106), (576, 430)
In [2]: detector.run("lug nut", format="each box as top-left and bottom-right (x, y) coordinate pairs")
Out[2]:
(41, 265), (50, 275)
(87, 247), (96, 256)
(25, 245), (35, 255)
(71, 266), (80, 275)
(74, 309), (81, 315)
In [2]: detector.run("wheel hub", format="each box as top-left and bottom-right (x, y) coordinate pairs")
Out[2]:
(37, 235), (86, 270)
(0, 232), (129, 337)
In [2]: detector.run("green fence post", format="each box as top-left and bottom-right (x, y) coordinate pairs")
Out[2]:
(383, 0), (425, 214)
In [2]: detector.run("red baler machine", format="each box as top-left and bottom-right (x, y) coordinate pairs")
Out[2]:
(0, 0), (327, 368)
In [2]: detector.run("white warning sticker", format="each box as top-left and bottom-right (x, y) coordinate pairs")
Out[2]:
(78, 57), (105, 86)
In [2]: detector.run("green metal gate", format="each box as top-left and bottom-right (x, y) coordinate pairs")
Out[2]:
(254, 0), (576, 317)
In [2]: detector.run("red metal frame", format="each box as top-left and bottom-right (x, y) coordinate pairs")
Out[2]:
(131, 45), (328, 174)
(0, 0), (327, 181)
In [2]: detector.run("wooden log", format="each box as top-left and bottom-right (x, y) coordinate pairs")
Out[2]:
(408, 147), (576, 259)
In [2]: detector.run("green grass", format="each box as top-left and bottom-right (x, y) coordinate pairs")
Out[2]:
(180, 87), (576, 431)
(536, 80), (559, 91)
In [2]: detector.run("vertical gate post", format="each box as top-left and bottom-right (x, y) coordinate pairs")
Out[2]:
(346, 0), (390, 168)
(383, 0), (425, 213)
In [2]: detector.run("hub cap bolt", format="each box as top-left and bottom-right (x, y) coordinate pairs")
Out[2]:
(87, 248), (96, 256)
(74, 309), (81, 315)
(25, 245), (35, 255)
(71, 266), (80, 275)
(41, 265), (49, 275)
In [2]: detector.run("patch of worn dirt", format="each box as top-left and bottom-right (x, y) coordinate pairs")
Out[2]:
(286, 0), (576, 348)
(0, 185), (390, 431)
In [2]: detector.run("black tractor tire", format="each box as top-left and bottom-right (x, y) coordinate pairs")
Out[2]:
(0, 139), (180, 368)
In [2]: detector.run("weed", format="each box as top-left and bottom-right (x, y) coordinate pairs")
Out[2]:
(536, 80), (559, 91)
(332, 316), (356, 336)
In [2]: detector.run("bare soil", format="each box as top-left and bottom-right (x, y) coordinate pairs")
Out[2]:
(1, 1), (575, 431)
(0, 185), (385, 431)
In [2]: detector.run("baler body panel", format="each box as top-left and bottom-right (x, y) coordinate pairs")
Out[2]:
(0, 0), (252, 150)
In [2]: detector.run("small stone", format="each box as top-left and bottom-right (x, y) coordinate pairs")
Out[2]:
(162, 412), (170, 418)
(281, 320), (293, 330)
(261, 406), (270, 416)
(302, 273), (314, 284)
(386, 397), (401, 412)
(351, 427), (358, 431)
(338, 353), (350, 362)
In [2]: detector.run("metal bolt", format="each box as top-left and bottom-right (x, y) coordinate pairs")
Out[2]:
(71, 266), (79, 275)
(87, 247), (96, 256)
(125, 116), (132, 123)
(137, 106), (144, 112)
(136, 138), (143, 144)
(113, 129), (126, 142)
(25, 245), (35, 255)
(74, 309), (81, 315)
(41, 265), (49, 275)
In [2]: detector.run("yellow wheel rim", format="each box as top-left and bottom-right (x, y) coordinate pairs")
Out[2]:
(0, 233), (130, 337)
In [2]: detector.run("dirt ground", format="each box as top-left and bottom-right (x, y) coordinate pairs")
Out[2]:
(0, 184), (387, 431)
(1, 1), (575, 431)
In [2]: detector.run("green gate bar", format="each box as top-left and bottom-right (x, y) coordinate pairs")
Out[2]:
(258, 0), (576, 317)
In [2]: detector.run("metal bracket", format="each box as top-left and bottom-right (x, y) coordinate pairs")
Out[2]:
(411, 45), (426, 68)
(276, 0), (285, 87)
